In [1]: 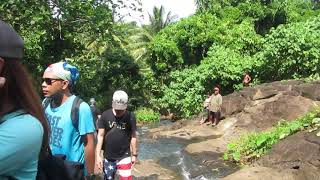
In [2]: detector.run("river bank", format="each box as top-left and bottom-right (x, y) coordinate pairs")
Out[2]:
(132, 80), (320, 179)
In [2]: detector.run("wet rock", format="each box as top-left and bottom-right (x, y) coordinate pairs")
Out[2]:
(132, 160), (177, 180)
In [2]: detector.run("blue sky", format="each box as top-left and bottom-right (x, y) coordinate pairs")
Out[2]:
(120, 0), (197, 25)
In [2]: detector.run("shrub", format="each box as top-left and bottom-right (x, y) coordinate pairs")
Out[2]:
(134, 107), (160, 123)
(224, 108), (320, 164)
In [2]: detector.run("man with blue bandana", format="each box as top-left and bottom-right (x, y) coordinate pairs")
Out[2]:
(41, 62), (95, 178)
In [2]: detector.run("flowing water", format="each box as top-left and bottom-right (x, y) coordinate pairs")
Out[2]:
(137, 121), (239, 180)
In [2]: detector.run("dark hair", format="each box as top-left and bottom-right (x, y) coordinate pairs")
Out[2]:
(1, 59), (50, 159)
(213, 85), (220, 90)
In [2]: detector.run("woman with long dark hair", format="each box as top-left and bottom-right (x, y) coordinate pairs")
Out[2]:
(0, 21), (49, 180)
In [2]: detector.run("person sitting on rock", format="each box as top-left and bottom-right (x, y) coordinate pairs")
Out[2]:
(208, 86), (222, 126)
(200, 93), (211, 125)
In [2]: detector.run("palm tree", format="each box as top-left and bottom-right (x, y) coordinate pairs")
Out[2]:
(127, 5), (177, 70)
(148, 5), (177, 33)
(195, 0), (210, 12)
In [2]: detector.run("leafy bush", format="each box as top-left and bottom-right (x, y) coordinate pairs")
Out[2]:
(257, 16), (320, 82)
(148, 13), (221, 76)
(134, 107), (160, 123)
(156, 45), (259, 117)
(149, 36), (183, 77)
(224, 108), (320, 164)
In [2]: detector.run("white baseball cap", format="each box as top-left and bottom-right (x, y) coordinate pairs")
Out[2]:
(112, 90), (128, 110)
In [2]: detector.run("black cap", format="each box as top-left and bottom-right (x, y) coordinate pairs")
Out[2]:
(0, 20), (24, 59)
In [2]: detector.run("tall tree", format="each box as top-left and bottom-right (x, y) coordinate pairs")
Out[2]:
(148, 5), (177, 33)
(127, 5), (177, 68)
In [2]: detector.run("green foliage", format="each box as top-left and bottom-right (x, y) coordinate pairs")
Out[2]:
(257, 16), (320, 81)
(134, 107), (160, 123)
(148, 1), (320, 117)
(126, 6), (176, 70)
(149, 37), (183, 77)
(0, 0), (145, 109)
(156, 46), (258, 117)
(224, 109), (320, 163)
(148, 12), (262, 79)
(149, 13), (220, 76)
(148, 5), (177, 34)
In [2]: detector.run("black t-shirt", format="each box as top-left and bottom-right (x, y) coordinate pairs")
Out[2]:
(98, 109), (136, 160)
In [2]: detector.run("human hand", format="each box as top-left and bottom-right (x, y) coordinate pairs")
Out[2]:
(85, 174), (96, 180)
(131, 155), (137, 165)
(96, 155), (103, 171)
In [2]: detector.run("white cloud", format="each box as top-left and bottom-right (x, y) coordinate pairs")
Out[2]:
(119, 0), (196, 25)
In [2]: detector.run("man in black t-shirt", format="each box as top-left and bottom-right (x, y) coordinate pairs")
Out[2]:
(95, 90), (137, 180)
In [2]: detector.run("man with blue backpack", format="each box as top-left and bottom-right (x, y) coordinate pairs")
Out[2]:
(41, 62), (96, 180)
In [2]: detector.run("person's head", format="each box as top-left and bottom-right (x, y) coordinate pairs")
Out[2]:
(213, 86), (220, 95)
(0, 20), (49, 157)
(112, 90), (128, 117)
(89, 97), (96, 105)
(42, 61), (79, 98)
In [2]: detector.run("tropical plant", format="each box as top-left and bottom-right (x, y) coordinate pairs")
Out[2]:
(0, 0), (144, 108)
(127, 5), (177, 70)
(134, 107), (160, 123)
(148, 5), (177, 33)
(224, 108), (320, 163)
(256, 16), (320, 82)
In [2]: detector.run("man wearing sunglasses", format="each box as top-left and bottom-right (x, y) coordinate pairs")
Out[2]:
(42, 62), (96, 179)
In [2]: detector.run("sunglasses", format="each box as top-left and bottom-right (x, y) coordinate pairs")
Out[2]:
(43, 78), (62, 85)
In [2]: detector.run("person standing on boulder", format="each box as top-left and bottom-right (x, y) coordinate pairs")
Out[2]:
(243, 72), (251, 87)
(208, 86), (222, 126)
(96, 90), (138, 180)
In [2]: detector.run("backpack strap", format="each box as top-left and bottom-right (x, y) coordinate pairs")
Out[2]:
(71, 96), (83, 132)
(43, 97), (83, 132)
(42, 98), (51, 109)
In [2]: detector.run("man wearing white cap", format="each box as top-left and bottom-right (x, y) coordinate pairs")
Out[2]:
(42, 62), (96, 178)
(96, 90), (137, 180)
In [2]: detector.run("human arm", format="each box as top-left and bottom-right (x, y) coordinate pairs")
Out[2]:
(78, 103), (96, 174)
(130, 113), (138, 164)
(84, 133), (95, 174)
(96, 111), (107, 170)
(130, 132), (138, 164)
(95, 128), (105, 170)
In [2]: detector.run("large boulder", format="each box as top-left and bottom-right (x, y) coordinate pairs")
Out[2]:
(234, 94), (315, 131)
(292, 80), (320, 101)
(256, 131), (320, 179)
